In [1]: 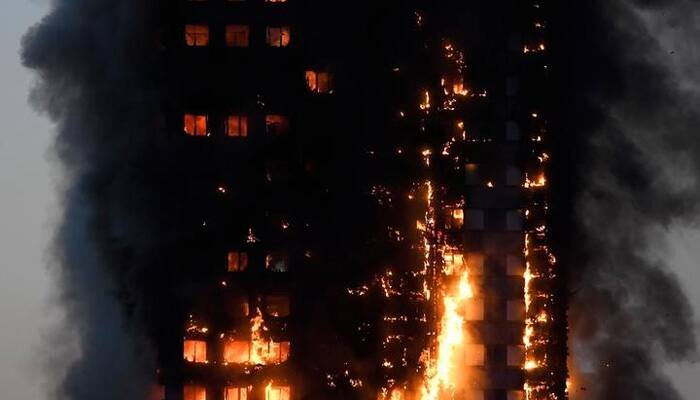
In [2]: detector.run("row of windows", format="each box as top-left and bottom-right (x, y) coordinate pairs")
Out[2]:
(185, 24), (290, 47)
(183, 385), (291, 400)
(461, 344), (528, 368)
(228, 251), (289, 273)
(227, 295), (290, 318)
(461, 299), (525, 322)
(442, 252), (525, 276)
(184, 114), (289, 137)
(184, 338), (291, 364)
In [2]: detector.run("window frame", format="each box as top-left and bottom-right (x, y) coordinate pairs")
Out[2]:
(185, 24), (210, 47)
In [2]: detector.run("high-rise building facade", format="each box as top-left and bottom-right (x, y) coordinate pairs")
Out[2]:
(156, 1), (566, 400)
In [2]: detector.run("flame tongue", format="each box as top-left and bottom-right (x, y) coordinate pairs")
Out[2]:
(421, 269), (474, 400)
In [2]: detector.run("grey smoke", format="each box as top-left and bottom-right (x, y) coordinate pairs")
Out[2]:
(22, 0), (159, 399)
(569, 0), (700, 398)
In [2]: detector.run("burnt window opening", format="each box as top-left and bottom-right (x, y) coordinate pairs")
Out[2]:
(226, 115), (249, 137)
(223, 340), (250, 364)
(229, 296), (250, 317)
(184, 114), (208, 136)
(224, 387), (249, 400)
(266, 385), (291, 400)
(222, 339), (290, 364)
(265, 252), (288, 272)
(226, 25), (250, 47)
(442, 247), (464, 274)
(305, 70), (333, 94)
(227, 251), (249, 272)
(183, 339), (207, 363)
(265, 115), (290, 135)
(265, 295), (290, 317)
(183, 386), (207, 400)
(444, 207), (464, 230)
(185, 25), (209, 46)
(464, 344), (485, 366)
(267, 340), (291, 363)
(266, 26), (290, 47)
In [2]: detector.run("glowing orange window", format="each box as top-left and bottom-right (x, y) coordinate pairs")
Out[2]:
(224, 387), (249, 400)
(183, 339), (207, 363)
(184, 114), (208, 136)
(184, 385), (207, 400)
(223, 340), (250, 364)
(185, 25), (209, 46)
(226, 115), (248, 137)
(305, 71), (332, 93)
(444, 207), (464, 229)
(268, 340), (291, 363)
(266, 26), (290, 47)
(265, 385), (291, 400)
(442, 248), (464, 275)
(227, 251), (249, 272)
(226, 25), (249, 47)
(265, 115), (290, 135)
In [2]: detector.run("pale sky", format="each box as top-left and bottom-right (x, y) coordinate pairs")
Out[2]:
(0, 1), (698, 400)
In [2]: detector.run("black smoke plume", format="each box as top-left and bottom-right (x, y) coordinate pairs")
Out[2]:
(553, 0), (700, 398)
(22, 1), (163, 398)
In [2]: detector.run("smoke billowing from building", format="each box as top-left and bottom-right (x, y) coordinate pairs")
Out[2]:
(23, 1), (162, 398)
(557, 0), (700, 398)
(22, 0), (699, 400)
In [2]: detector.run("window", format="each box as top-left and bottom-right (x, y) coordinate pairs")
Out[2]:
(466, 252), (485, 275)
(506, 255), (524, 276)
(265, 0), (287, 2)
(184, 386), (207, 400)
(265, 252), (288, 272)
(465, 163), (480, 185)
(228, 251), (249, 272)
(265, 296), (290, 317)
(444, 207), (464, 229)
(464, 299), (484, 321)
(507, 345), (525, 367)
(184, 340), (207, 363)
(442, 247), (464, 275)
(265, 385), (291, 400)
(268, 340), (291, 363)
(506, 121), (520, 141)
(224, 387), (249, 400)
(225, 25), (249, 47)
(506, 210), (523, 231)
(184, 114), (208, 136)
(265, 115), (290, 135)
(185, 25), (209, 46)
(305, 71), (333, 93)
(226, 115), (248, 137)
(229, 297), (250, 317)
(223, 340), (250, 364)
(266, 26), (290, 47)
(508, 391), (526, 400)
(506, 166), (522, 186)
(465, 210), (485, 230)
(507, 300), (526, 321)
(464, 344), (485, 366)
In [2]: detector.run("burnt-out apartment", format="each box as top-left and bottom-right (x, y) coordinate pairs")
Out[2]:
(155, 1), (567, 400)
